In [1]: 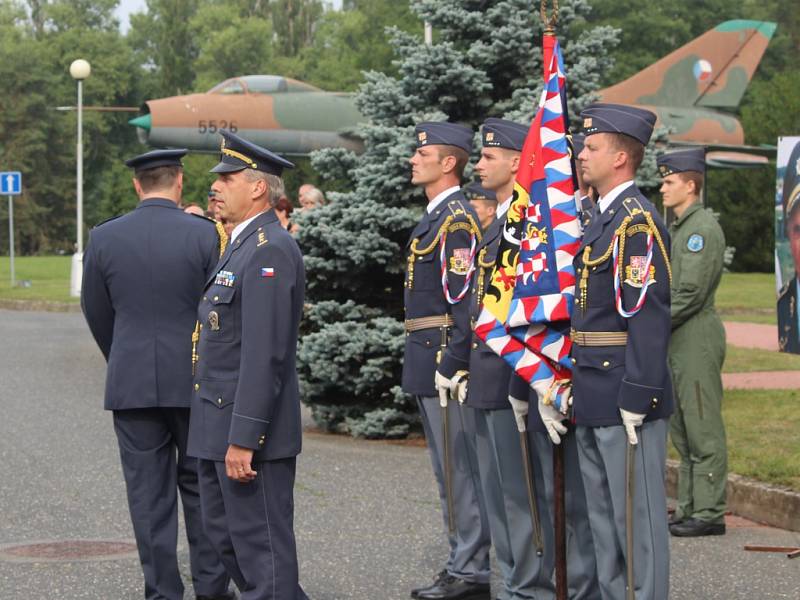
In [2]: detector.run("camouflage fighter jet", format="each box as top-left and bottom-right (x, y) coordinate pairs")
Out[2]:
(129, 21), (775, 164)
(128, 75), (364, 156)
(597, 19), (777, 167)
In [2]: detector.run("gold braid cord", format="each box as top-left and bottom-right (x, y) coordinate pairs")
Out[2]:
(475, 247), (497, 307)
(215, 221), (229, 257)
(193, 220), (230, 375)
(578, 210), (671, 311)
(406, 214), (482, 290)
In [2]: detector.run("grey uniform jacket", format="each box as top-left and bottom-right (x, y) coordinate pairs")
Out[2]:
(188, 209), (305, 463)
(81, 198), (219, 410)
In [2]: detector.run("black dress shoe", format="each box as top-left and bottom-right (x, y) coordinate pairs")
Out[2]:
(668, 513), (686, 526)
(411, 570), (448, 598)
(669, 517), (726, 537)
(197, 592), (236, 600)
(416, 575), (490, 600)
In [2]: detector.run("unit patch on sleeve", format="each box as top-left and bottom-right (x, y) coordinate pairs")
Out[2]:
(449, 248), (471, 275)
(687, 233), (704, 252)
(624, 255), (656, 288)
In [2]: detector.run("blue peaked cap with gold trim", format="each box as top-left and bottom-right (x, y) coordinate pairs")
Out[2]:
(415, 121), (473, 153)
(125, 148), (187, 172)
(210, 130), (294, 176)
(481, 118), (528, 151)
(657, 148), (706, 177)
(580, 103), (656, 146)
(463, 180), (497, 203)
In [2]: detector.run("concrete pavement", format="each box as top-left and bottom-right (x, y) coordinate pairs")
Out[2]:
(0, 310), (798, 599)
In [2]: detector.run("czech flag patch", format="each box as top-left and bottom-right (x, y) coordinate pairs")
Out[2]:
(261, 267), (275, 278)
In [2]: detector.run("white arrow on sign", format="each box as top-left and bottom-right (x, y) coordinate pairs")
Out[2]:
(5, 175), (14, 193)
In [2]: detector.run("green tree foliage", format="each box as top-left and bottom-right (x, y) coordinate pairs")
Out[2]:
(297, 0), (619, 437)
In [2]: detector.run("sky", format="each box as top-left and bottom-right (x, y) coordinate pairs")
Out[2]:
(114, 0), (344, 33)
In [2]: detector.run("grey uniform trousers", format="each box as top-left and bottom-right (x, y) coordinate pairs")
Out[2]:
(575, 419), (670, 600)
(474, 408), (554, 600)
(417, 396), (491, 583)
(530, 431), (600, 600)
(113, 407), (229, 600)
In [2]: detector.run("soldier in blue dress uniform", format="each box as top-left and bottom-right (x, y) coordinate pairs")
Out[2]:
(553, 104), (673, 599)
(404, 121), (491, 600)
(82, 148), (232, 600)
(778, 141), (800, 353)
(188, 131), (308, 600)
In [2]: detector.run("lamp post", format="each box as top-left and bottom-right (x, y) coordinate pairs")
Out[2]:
(69, 58), (90, 297)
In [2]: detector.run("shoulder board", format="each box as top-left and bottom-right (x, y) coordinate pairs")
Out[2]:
(621, 196), (647, 218)
(188, 212), (215, 224)
(447, 198), (469, 218)
(92, 214), (122, 229)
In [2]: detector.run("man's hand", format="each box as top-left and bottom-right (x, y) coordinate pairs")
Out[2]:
(434, 370), (452, 408)
(539, 401), (568, 445)
(225, 444), (257, 482)
(620, 408), (646, 445)
(508, 396), (529, 433)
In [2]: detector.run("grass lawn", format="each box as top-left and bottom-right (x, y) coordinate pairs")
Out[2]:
(0, 255), (75, 303)
(668, 388), (800, 491)
(723, 345), (800, 373)
(716, 272), (776, 325)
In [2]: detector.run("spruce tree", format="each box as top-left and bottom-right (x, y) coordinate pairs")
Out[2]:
(297, 0), (620, 438)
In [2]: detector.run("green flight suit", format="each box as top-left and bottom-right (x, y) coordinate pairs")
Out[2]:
(668, 202), (727, 523)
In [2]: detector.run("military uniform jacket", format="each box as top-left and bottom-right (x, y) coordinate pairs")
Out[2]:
(778, 277), (799, 353)
(669, 203), (725, 330)
(464, 215), (513, 410)
(571, 186), (674, 426)
(187, 209), (305, 462)
(82, 198), (219, 410)
(402, 192), (482, 397)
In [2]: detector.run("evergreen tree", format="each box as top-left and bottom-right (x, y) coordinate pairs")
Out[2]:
(296, 0), (619, 438)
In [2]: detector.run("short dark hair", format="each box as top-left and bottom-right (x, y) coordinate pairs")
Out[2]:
(135, 166), (180, 193)
(608, 133), (644, 172)
(676, 171), (704, 196)
(437, 146), (470, 179)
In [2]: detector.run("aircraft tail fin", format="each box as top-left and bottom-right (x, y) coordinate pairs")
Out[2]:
(599, 20), (776, 110)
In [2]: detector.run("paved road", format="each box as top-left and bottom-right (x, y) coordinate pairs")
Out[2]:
(0, 310), (798, 599)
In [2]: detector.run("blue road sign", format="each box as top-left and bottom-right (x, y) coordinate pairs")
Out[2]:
(0, 172), (22, 195)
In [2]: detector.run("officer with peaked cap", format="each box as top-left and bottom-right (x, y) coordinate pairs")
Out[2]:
(545, 103), (673, 599)
(778, 141), (800, 353)
(404, 121), (491, 600)
(82, 149), (233, 600)
(188, 130), (309, 599)
(657, 149), (728, 538)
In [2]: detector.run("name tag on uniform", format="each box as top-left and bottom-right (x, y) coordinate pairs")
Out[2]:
(215, 270), (236, 287)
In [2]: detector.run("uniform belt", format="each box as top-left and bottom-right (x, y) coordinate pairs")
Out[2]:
(405, 314), (454, 333)
(570, 329), (628, 346)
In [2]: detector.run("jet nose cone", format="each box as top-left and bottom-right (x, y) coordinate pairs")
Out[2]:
(128, 114), (151, 131)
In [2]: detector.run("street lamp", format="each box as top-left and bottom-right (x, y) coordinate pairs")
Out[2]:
(69, 58), (90, 298)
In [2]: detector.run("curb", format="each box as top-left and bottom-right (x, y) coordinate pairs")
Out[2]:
(665, 459), (800, 532)
(0, 299), (81, 313)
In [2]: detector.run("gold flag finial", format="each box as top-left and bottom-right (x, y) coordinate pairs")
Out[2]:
(540, 0), (558, 33)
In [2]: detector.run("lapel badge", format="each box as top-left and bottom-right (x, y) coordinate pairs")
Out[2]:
(257, 228), (268, 247)
(208, 310), (220, 331)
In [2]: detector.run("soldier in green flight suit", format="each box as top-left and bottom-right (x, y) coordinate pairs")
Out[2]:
(657, 148), (727, 537)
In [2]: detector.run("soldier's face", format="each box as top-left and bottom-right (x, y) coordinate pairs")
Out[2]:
(659, 174), (693, 209)
(578, 133), (616, 189)
(211, 170), (259, 224)
(788, 210), (800, 272)
(475, 147), (517, 192)
(409, 146), (445, 186)
(470, 199), (497, 229)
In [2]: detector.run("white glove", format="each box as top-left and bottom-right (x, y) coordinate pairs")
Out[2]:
(453, 372), (469, 404)
(508, 396), (529, 433)
(434, 371), (451, 408)
(539, 400), (568, 444)
(620, 408), (646, 445)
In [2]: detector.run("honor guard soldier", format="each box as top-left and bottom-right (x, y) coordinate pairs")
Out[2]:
(464, 180), (498, 229)
(559, 104), (673, 600)
(404, 121), (492, 600)
(81, 149), (232, 600)
(657, 149), (728, 537)
(470, 118), (558, 600)
(778, 141), (800, 353)
(188, 131), (308, 600)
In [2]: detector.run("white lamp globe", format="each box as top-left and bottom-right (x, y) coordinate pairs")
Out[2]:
(69, 59), (91, 80)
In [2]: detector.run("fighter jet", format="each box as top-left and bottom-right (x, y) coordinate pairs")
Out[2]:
(128, 75), (364, 156)
(597, 19), (777, 167)
(129, 20), (775, 164)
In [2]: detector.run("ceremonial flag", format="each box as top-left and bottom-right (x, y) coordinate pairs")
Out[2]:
(474, 34), (581, 412)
